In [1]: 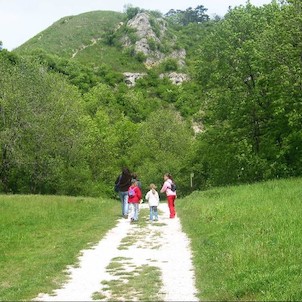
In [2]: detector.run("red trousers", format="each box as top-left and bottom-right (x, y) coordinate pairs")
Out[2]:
(167, 195), (176, 218)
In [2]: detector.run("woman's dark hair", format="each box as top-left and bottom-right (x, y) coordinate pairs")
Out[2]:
(122, 167), (131, 176)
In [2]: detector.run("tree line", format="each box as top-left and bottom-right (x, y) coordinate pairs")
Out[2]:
(0, 50), (195, 196)
(191, 0), (302, 187)
(1, 1), (301, 196)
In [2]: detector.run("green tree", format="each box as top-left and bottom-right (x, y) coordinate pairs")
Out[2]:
(165, 5), (209, 26)
(128, 108), (193, 193)
(124, 5), (142, 20)
(192, 2), (288, 186)
(0, 54), (89, 194)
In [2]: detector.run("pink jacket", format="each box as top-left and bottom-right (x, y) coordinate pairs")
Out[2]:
(160, 179), (176, 196)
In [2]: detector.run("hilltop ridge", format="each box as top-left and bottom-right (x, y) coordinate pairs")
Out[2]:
(17, 11), (186, 69)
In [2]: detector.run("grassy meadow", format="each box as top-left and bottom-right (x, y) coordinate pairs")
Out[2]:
(177, 177), (302, 301)
(0, 195), (120, 301)
(2, 178), (302, 301)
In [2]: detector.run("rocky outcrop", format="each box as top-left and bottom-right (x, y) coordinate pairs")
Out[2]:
(123, 72), (146, 87)
(192, 124), (204, 134)
(122, 13), (190, 86)
(123, 72), (189, 87)
(125, 13), (186, 68)
(127, 13), (164, 42)
(127, 13), (164, 67)
(160, 72), (190, 85)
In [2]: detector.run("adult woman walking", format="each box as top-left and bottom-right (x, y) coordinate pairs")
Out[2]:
(115, 167), (132, 218)
(160, 173), (177, 218)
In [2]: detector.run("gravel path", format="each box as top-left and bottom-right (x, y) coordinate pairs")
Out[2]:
(34, 203), (199, 301)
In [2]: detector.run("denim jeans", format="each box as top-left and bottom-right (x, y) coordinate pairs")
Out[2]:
(129, 203), (139, 221)
(149, 206), (158, 221)
(119, 191), (129, 216)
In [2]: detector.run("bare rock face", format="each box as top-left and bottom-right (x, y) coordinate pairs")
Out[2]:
(122, 13), (189, 86)
(123, 72), (146, 87)
(127, 13), (161, 42)
(134, 38), (152, 56)
(127, 13), (164, 64)
(126, 13), (180, 68)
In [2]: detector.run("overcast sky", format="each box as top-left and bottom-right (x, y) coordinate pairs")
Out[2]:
(0, 0), (272, 51)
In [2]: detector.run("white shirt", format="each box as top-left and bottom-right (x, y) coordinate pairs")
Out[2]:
(145, 189), (160, 207)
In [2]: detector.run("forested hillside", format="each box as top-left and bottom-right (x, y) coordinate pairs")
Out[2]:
(0, 1), (301, 197)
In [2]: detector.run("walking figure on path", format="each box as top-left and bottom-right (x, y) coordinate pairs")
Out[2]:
(145, 183), (160, 221)
(128, 179), (142, 223)
(115, 167), (132, 218)
(160, 173), (177, 218)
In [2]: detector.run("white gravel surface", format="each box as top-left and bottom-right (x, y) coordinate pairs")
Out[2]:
(34, 202), (199, 301)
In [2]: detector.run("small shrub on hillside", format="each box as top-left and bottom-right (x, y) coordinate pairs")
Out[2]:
(124, 46), (136, 57)
(125, 6), (143, 20)
(162, 58), (178, 72)
(103, 30), (116, 46)
(147, 38), (157, 51)
(149, 18), (161, 38)
(135, 51), (147, 63)
(149, 10), (163, 18)
(128, 32), (139, 44)
(158, 42), (170, 54)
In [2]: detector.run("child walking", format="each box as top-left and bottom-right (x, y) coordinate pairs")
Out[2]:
(128, 179), (142, 223)
(145, 183), (160, 221)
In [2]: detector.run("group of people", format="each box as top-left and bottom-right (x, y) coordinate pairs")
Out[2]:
(114, 168), (177, 223)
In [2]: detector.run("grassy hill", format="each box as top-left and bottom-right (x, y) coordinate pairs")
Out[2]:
(15, 11), (147, 72)
(14, 9), (202, 74)
(17, 11), (124, 59)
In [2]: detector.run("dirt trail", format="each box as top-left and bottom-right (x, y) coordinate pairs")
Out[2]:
(34, 203), (199, 301)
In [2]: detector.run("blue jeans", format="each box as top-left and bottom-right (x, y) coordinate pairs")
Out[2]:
(149, 206), (158, 221)
(119, 191), (129, 216)
(129, 203), (139, 221)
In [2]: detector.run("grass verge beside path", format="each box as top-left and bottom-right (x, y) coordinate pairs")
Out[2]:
(0, 194), (120, 301)
(177, 177), (302, 301)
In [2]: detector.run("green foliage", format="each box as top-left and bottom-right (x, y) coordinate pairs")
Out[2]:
(149, 17), (162, 38)
(135, 51), (147, 63)
(178, 178), (302, 301)
(165, 5), (210, 26)
(192, 1), (302, 187)
(3, 1), (302, 196)
(147, 38), (157, 51)
(149, 10), (163, 18)
(15, 8), (184, 76)
(15, 11), (148, 74)
(21, 49), (125, 92)
(0, 55), (92, 195)
(0, 194), (120, 300)
(161, 57), (178, 72)
(157, 42), (170, 54)
(15, 11), (124, 59)
(128, 108), (193, 193)
(124, 5), (142, 20)
(176, 21), (216, 58)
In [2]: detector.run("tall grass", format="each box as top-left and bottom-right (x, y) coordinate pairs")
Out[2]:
(177, 178), (302, 301)
(0, 195), (120, 301)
